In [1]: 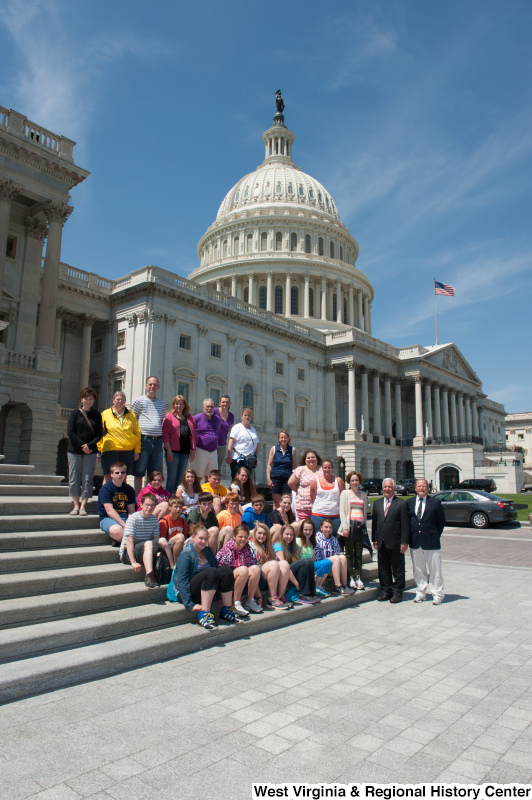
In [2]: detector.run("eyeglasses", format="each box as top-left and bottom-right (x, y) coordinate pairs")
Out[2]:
(112, 471), (127, 475)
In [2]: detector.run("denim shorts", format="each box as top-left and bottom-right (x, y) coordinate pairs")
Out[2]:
(100, 513), (127, 535)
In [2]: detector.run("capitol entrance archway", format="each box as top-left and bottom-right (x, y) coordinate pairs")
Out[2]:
(0, 402), (33, 464)
(438, 465), (459, 490)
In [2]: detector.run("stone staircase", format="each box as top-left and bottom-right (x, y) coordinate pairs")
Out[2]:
(0, 464), (411, 704)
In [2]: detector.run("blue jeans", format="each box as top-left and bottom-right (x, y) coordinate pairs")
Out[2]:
(311, 515), (341, 537)
(165, 451), (190, 494)
(133, 436), (163, 479)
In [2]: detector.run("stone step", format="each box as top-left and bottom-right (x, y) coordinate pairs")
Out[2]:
(0, 484), (70, 496)
(0, 582), (168, 628)
(0, 474), (66, 486)
(0, 562), (145, 599)
(0, 529), (108, 551)
(0, 579), (413, 704)
(0, 514), (100, 533)
(0, 497), (98, 515)
(0, 545), (119, 573)
(0, 464), (36, 474)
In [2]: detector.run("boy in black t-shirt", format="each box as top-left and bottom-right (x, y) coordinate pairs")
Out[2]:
(98, 461), (136, 544)
(186, 492), (219, 552)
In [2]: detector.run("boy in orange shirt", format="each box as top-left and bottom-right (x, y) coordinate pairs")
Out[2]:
(159, 497), (188, 563)
(216, 491), (242, 549)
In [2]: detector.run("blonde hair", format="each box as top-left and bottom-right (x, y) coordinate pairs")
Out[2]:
(278, 524), (301, 564)
(251, 523), (275, 564)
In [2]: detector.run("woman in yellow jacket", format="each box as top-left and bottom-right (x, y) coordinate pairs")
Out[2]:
(98, 391), (141, 482)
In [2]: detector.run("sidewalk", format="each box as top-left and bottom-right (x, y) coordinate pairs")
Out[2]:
(0, 552), (531, 798)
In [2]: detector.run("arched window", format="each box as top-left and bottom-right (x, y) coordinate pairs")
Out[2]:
(330, 241), (334, 259)
(309, 288), (314, 317)
(332, 293), (337, 319)
(290, 232), (297, 252)
(258, 286), (267, 310)
(261, 232), (268, 252)
(274, 285), (283, 315)
(305, 234), (311, 254)
(276, 231), (283, 251)
(339, 245), (343, 261)
(243, 383), (254, 410)
(244, 287), (249, 303)
(223, 240), (228, 257)
(247, 233), (253, 253)
(291, 286), (299, 315)
(234, 236), (239, 254)
(318, 237), (324, 256)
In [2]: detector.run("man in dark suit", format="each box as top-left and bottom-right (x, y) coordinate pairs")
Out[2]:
(371, 478), (411, 603)
(407, 478), (446, 605)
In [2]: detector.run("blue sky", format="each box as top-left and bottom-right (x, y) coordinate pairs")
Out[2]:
(2, 0), (531, 412)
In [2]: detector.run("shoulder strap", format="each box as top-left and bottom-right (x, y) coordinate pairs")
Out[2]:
(79, 408), (95, 435)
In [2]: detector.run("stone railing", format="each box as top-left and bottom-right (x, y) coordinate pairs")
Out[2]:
(60, 263), (113, 292)
(58, 407), (75, 419)
(4, 351), (36, 370)
(333, 432), (346, 441)
(0, 106), (75, 160)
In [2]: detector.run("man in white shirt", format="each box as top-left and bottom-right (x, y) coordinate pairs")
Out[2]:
(131, 376), (166, 494)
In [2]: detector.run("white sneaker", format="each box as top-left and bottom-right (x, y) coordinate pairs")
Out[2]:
(244, 598), (263, 614)
(432, 597), (443, 605)
(349, 577), (357, 589)
(355, 578), (364, 590)
(233, 600), (249, 616)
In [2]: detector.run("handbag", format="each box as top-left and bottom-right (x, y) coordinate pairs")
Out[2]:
(155, 549), (172, 586)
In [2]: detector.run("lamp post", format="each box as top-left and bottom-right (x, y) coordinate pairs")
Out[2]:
(497, 439), (506, 466)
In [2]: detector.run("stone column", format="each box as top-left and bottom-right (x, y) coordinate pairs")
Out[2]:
(367, 301), (372, 335)
(395, 382), (403, 440)
(361, 369), (369, 434)
(325, 366), (336, 435)
(433, 384), (441, 439)
(372, 372), (381, 436)
(348, 285), (354, 327)
(248, 274), (254, 306)
(414, 378), (424, 440)
(457, 394), (465, 437)
(196, 325), (208, 408)
(288, 354), (296, 428)
(216, 279), (222, 293)
(309, 362), (318, 437)
(285, 272), (291, 318)
(79, 315), (96, 391)
(476, 405), (483, 442)
(424, 380), (433, 438)
(384, 377), (392, 438)
(54, 311), (63, 355)
(304, 273), (310, 319)
(472, 400), (479, 437)
(15, 217), (47, 353)
(363, 296), (369, 332)
(465, 396), (472, 438)
(357, 291), (363, 330)
(266, 271), (273, 311)
(231, 275), (237, 298)
(227, 335), (237, 405)
(346, 361), (357, 433)
(336, 279), (342, 323)
(449, 392), (457, 438)
(265, 346), (274, 432)
(36, 201), (72, 351)
(321, 277), (327, 321)
(0, 180), (20, 308)
(441, 389), (450, 438)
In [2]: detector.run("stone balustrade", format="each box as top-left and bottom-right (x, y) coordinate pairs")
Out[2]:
(4, 351), (36, 370)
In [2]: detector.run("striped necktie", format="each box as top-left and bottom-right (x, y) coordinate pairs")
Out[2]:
(384, 499), (390, 517)
(417, 500), (423, 520)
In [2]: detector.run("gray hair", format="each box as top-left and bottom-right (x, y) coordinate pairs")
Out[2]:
(112, 391), (126, 401)
(382, 477), (396, 488)
(203, 397), (214, 406)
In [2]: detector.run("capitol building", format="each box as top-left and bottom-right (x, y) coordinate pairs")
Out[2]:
(0, 98), (522, 491)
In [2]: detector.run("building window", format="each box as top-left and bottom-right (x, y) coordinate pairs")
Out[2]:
(332, 294), (337, 319)
(309, 287), (314, 317)
(275, 361), (284, 376)
(339, 245), (343, 261)
(287, 183), (294, 195)
(222, 240), (227, 257)
(233, 235), (239, 254)
(113, 378), (124, 394)
(93, 337), (103, 354)
(243, 383), (254, 409)
(179, 334), (191, 350)
(305, 234), (311, 254)
(518, 433), (524, 440)
(318, 237), (324, 256)
(116, 330), (126, 349)
(261, 232), (268, 251)
(297, 368), (305, 381)
(258, 286), (267, 310)
(177, 382), (189, 400)
(244, 353), (254, 368)
(247, 233), (253, 253)
(290, 232), (297, 252)
(330, 241), (335, 258)
(211, 343), (221, 359)
(291, 286), (299, 315)
(244, 287), (249, 303)
(343, 298), (347, 323)
(6, 236), (17, 259)
(210, 388), (221, 406)
(298, 185), (304, 196)
(276, 231), (283, 251)
(297, 405), (305, 432)
(275, 402), (284, 428)
(274, 285), (283, 315)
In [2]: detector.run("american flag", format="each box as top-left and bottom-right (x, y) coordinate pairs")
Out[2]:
(435, 281), (455, 297)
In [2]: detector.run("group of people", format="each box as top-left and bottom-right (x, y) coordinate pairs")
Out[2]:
(67, 378), (446, 628)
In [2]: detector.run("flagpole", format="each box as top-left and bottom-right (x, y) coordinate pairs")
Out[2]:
(434, 278), (438, 345)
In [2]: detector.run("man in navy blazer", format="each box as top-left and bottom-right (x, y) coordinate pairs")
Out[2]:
(407, 478), (446, 605)
(372, 478), (411, 603)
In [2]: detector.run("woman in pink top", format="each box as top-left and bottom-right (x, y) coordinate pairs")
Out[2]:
(309, 458), (345, 536)
(287, 450), (323, 529)
(136, 470), (171, 519)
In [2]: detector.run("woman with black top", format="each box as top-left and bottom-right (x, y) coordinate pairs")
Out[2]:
(267, 430), (297, 509)
(66, 387), (103, 516)
(162, 395), (198, 494)
(269, 493), (295, 543)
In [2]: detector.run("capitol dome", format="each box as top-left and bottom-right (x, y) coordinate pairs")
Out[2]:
(189, 96), (374, 333)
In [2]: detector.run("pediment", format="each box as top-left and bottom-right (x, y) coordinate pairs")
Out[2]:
(422, 344), (480, 383)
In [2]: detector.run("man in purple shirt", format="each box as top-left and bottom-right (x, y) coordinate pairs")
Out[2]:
(193, 398), (221, 482)
(213, 394), (235, 472)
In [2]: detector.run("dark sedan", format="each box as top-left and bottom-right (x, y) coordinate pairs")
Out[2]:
(433, 489), (517, 529)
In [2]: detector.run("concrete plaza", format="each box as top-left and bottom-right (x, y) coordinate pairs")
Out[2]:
(1, 525), (531, 799)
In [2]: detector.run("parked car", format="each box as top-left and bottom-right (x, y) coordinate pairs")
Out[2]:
(361, 478), (383, 495)
(520, 484), (532, 494)
(433, 489), (516, 529)
(452, 478), (497, 493)
(400, 478), (417, 494)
